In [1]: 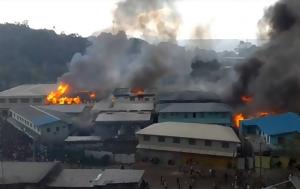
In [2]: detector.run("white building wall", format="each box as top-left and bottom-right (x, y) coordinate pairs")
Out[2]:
(137, 135), (238, 155)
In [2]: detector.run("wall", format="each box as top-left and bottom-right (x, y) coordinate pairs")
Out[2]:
(41, 121), (69, 144)
(158, 112), (231, 126)
(0, 96), (45, 109)
(137, 135), (238, 156)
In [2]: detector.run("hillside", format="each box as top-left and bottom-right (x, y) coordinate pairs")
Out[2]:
(0, 23), (89, 90)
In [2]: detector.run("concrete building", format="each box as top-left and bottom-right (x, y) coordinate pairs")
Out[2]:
(47, 169), (103, 189)
(113, 88), (156, 103)
(65, 136), (103, 150)
(157, 102), (232, 126)
(136, 122), (240, 168)
(47, 168), (144, 189)
(93, 169), (144, 189)
(157, 90), (221, 104)
(0, 161), (60, 189)
(0, 84), (57, 111)
(94, 112), (152, 139)
(8, 105), (70, 144)
(92, 101), (154, 114)
(241, 112), (300, 147)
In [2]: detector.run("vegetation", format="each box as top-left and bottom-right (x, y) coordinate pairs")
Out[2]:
(0, 23), (89, 90)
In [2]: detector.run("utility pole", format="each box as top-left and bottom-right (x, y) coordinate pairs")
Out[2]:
(260, 142), (262, 178)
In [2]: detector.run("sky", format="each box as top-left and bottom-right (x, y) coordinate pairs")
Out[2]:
(0, 0), (277, 39)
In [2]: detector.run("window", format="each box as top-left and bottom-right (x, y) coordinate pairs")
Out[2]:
(199, 113), (204, 118)
(47, 128), (51, 132)
(161, 113), (167, 119)
(56, 127), (60, 132)
(193, 112), (196, 118)
(222, 142), (229, 148)
(173, 137), (180, 143)
(20, 98), (30, 103)
(189, 139), (196, 145)
(143, 135), (150, 141)
(221, 112), (228, 118)
(158, 136), (165, 142)
(204, 140), (212, 146)
(184, 113), (188, 118)
(8, 98), (17, 103)
(33, 98), (42, 103)
(0, 99), (5, 103)
(130, 97), (135, 101)
(170, 112), (176, 116)
(145, 98), (149, 101)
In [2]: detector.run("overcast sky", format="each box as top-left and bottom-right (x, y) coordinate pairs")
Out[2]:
(0, 0), (277, 39)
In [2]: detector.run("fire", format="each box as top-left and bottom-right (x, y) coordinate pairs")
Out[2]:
(233, 113), (245, 128)
(233, 111), (272, 128)
(46, 83), (81, 105)
(241, 95), (253, 104)
(131, 88), (144, 96)
(89, 92), (96, 99)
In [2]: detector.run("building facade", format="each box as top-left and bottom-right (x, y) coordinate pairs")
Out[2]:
(241, 112), (300, 146)
(157, 102), (232, 126)
(136, 122), (240, 168)
(8, 105), (70, 144)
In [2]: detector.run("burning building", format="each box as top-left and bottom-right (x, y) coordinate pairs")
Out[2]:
(112, 88), (156, 103)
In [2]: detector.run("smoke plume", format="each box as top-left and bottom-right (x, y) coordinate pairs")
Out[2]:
(113, 0), (181, 42)
(230, 0), (300, 112)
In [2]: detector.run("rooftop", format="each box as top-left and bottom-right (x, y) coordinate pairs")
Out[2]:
(65, 136), (102, 142)
(10, 105), (61, 127)
(95, 112), (151, 122)
(0, 84), (57, 97)
(0, 161), (58, 184)
(38, 104), (86, 114)
(158, 90), (221, 103)
(136, 122), (240, 143)
(113, 88), (156, 97)
(47, 169), (103, 188)
(242, 112), (300, 136)
(158, 102), (232, 113)
(92, 101), (154, 112)
(94, 169), (144, 186)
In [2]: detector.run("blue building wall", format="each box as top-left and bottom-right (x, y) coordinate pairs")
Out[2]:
(158, 112), (232, 126)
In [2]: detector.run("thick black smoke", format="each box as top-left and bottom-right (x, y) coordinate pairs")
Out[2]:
(230, 0), (300, 112)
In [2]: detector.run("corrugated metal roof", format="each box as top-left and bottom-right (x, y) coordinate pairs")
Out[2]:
(94, 169), (144, 186)
(137, 144), (237, 157)
(0, 162), (57, 184)
(47, 169), (103, 188)
(136, 122), (240, 143)
(38, 104), (86, 113)
(65, 136), (102, 142)
(95, 112), (151, 122)
(242, 112), (300, 136)
(92, 101), (154, 112)
(10, 105), (61, 127)
(0, 84), (57, 97)
(158, 102), (232, 113)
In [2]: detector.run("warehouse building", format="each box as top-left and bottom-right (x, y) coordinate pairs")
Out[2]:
(7, 105), (70, 144)
(92, 101), (154, 114)
(0, 161), (60, 189)
(0, 84), (57, 118)
(157, 102), (232, 126)
(241, 112), (300, 147)
(136, 122), (240, 168)
(0, 84), (57, 109)
(113, 88), (156, 103)
(94, 112), (152, 139)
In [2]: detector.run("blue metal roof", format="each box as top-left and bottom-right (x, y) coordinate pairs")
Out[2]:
(10, 105), (60, 127)
(241, 112), (300, 135)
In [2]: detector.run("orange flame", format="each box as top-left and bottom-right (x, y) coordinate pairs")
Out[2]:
(46, 83), (81, 105)
(89, 92), (96, 99)
(241, 95), (253, 104)
(131, 88), (144, 96)
(233, 113), (245, 128)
